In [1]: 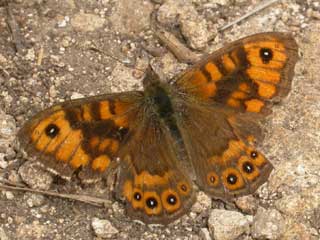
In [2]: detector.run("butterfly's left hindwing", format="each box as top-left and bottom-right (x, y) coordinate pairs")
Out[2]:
(18, 92), (143, 182)
(176, 103), (273, 199)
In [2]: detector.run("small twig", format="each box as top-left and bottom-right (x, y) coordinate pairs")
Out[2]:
(0, 179), (26, 188)
(150, 11), (201, 64)
(5, 0), (25, 54)
(36, 45), (44, 66)
(219, 0), (280, 31)
(0, 180), (112, 208)
(154, 29), (202, 64)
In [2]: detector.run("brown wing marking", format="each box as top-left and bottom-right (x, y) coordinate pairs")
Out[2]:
(18, 92), (142, 181)
(117, 119), (195, 224)
(177, 104), (272, 200)
(174, 32), (298, 114)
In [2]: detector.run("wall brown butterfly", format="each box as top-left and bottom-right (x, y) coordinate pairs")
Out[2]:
(18, 32), (298, 224)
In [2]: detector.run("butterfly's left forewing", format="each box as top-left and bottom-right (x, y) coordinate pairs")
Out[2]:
(18, 92), (143, 182)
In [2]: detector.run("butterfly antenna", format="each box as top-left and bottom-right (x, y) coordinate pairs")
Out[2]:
(219, 0), (280, 31)
(88, 44), (146, 74)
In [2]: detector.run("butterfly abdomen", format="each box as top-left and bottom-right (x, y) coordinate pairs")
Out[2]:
(151, 85), (174, 118)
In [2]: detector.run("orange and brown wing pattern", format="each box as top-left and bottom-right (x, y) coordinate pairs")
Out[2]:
(117, 121), (195, 224)
(177, 104), (273, 200)
(174, 32), (298, 114)
(18, 92), (143, 182)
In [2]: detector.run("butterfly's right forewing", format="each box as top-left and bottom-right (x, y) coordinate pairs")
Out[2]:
(18, 92), (143, 182)
(174, 32), (298, 114)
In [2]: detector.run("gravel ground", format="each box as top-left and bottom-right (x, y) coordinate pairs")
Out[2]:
(0, 0), (319, 239)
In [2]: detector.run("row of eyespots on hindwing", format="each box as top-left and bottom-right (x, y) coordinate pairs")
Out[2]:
(206, 140), (269, 192)
(123, 179), (191, 216)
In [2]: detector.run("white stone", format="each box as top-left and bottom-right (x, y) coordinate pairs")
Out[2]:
(251, 208), (285, 240)
(71, 13), (105, 32)
(199, 228), (211, 240)
(208, 209), (251, 240)
(70, 92), (84, 100)
(191, 191), (212, 213)
(92, 218), (119, 238)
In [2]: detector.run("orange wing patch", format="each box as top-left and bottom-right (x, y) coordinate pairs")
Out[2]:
(99, 99), (130, 127)
(204, 62), (223, 81)
(179, 60), (227, 99)
(82, 104), (93, 121)
(221, 54), (236, 72)
(99, 101), (113, 119)
(70, 147), (90, 168)
(55, 130), (82, 162)
(92, 155), (111, 172)
(244, 99), (265, 113)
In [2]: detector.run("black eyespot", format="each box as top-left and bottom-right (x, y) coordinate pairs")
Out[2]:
(250, 151), (258, 159)
(45, 124), (59, 138)
(180, 184), (187, 192)
(133, 192), (142, 201)
(167, 194), (177, 205)
(118, 127), (129, 139)
(209, 176), (216, 183)
(146, 197), (158, 209)
(227, 174), (238, 185)
(259, 48), (273, 63)
(243, 162), (254, 174)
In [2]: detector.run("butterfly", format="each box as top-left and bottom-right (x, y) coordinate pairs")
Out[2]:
(18, 32), (298, 224)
